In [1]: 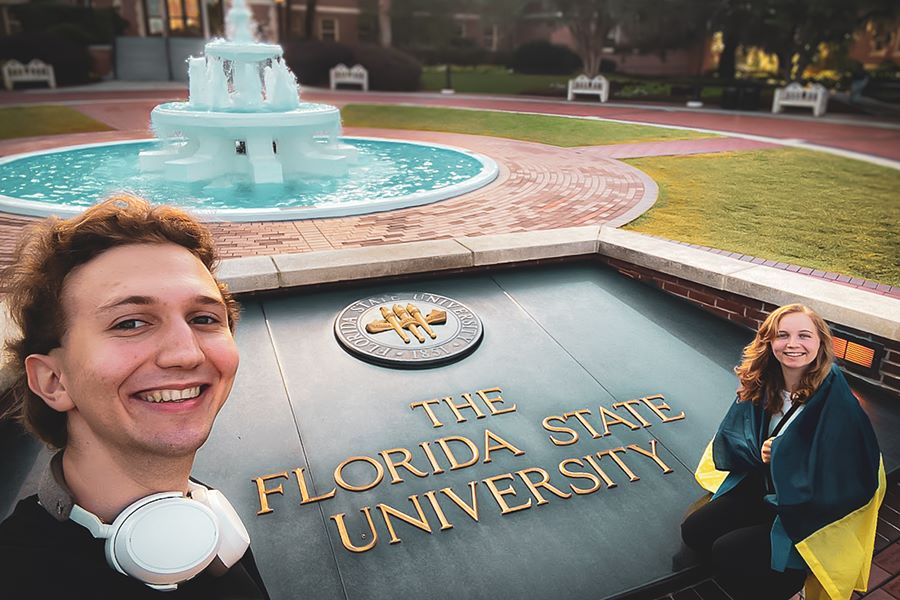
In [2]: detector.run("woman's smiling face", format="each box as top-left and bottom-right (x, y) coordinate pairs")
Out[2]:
(43, 243), (239, 460)
(770, 311), (821, 375)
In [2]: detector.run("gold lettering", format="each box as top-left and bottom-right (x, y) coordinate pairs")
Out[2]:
(410, 398), (444, 427)
(334, 456), (385, 492)
(516, 467), (572, 505)
(440, 482), (480, 522)
(436, 436), (480, 470)
(377, 495), (433, 544)
(483, 473), (532, 515)
(477, 387), (516, 416)
(597, 406), (640, 436)
(565, 409), (603, 439)
(379, 447), (429, 484)
(419, 441), (446, 474)
(252, 471), (288, 515)
(640, 394), (685, 423)
(612, 400), (653, 427)
(627, 439), (674, 474)
(330, 507), (378, 553)
(442, 393), (486, 423)
(597, 447), (640, 482)
(542, 415), (579, 446)
(483, 429), (525, 464)
(423, 490), (454, 531)
(583, 454), (617, 488)
(558, 458), (602, 495)
(292, 468), (336, 504)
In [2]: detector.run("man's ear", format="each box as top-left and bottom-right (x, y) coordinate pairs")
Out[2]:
(24, 353), (75, 413)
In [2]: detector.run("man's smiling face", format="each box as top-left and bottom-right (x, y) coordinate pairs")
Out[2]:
(46, 242), (239, 460)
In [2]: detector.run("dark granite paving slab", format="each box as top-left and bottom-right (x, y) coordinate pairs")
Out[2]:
(194, 301), (346, 600)
(248, 263), (761, 600)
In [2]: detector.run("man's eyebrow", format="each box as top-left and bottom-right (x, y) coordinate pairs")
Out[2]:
(96, 294), (226, 312)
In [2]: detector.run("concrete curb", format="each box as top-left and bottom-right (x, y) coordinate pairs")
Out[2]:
(218, 227), (900, 342)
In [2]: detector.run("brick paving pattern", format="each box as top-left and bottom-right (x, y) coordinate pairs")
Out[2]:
(0, 89), (896, 298)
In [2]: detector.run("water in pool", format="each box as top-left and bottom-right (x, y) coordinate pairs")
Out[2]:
(0, 138), (493, 215)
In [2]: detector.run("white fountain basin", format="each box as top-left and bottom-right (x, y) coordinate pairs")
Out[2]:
(141, 102), (357, 184)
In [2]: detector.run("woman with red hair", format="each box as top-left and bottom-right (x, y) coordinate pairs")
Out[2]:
(682, 304), (883, 600)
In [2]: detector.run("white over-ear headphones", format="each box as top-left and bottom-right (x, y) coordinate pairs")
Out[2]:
(69, 481), (250, 591)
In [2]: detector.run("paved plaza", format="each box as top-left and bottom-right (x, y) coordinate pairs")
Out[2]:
(1, 87), (898, 299)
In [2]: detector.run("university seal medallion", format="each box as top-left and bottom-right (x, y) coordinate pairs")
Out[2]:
(334, 292), (484, 367)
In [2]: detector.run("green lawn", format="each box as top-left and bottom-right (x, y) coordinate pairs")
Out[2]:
(344, 104), (896, 283)
(624, 149), (900, 285)
(340, 104), (716, 147)
(0, 105), (113, 140)
(421, 65), (572, 95)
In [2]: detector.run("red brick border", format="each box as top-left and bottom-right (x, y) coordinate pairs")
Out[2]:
(599, 255), (900, 398)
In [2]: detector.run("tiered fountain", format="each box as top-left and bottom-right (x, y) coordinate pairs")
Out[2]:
(0, 0), (498, 221)
(138, 0), (357, 184)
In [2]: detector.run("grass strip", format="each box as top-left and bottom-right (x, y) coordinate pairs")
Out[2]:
(421, 67), (571, 95)
(624, 148), (900, 285)
(340, 104), (715, 147)
(0, 105), (113, 140)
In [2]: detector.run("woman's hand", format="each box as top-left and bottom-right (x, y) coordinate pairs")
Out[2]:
(761, 437), (774, 464)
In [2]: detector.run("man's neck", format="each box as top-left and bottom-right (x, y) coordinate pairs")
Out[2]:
(61, 445), (194, 524)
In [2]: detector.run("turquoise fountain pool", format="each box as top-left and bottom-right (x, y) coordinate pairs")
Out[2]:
(0, 137), (498, 222)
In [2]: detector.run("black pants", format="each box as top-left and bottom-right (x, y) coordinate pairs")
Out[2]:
(681, 473), (807, 600)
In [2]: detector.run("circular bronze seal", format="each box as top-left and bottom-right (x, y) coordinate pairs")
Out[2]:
(334, 292), (484, 368)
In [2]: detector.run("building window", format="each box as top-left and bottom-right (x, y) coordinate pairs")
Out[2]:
(483, 25), (498, 50)
(320, 18), (338, 41)
(145, 0), (165, 35)
(167, 0), (202, 35)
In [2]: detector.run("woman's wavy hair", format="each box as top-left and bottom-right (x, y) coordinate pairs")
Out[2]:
(0, 194), (240, 448)
(734, 304), (834, 411)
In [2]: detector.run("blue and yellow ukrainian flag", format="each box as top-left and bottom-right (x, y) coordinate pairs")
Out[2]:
(694, 366), (885, 600)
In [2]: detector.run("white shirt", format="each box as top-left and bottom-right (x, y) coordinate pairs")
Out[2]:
(767, 389), (805, 437)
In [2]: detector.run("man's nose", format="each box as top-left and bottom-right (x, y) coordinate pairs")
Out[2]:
(156, 320), (205, 369)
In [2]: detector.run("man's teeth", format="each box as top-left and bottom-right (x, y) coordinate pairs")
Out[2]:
(140, 387), (202, 403)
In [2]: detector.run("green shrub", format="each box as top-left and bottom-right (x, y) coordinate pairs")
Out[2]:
(283, 40), (355, 87)
(283, 41), (421, 91)
(0, 32), (91, 85)
(511, 40), (581, 75)
(10, 6), (126, 44)
(353, 44), (421, 91)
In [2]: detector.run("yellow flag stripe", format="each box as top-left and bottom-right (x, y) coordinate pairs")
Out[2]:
(798, 458), (886, 600)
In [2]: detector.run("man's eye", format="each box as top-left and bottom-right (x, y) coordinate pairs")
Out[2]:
(113, 319), (148, 330)
(192, 315), (221, 325)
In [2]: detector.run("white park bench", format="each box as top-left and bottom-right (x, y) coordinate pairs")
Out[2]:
(772, 82), (828, 117)
(329, 63), (368, 92)
(2, 59), (56, 91)
(567, 74), (609, 102)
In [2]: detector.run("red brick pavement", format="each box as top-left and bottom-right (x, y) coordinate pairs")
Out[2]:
(0, 128), (657, 261)
(0, 89), (897, 297)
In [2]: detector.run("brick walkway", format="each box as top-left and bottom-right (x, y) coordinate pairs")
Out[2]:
(0, 89), (897, 299)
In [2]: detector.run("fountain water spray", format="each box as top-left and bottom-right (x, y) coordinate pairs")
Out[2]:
(139, 0), (357, 184)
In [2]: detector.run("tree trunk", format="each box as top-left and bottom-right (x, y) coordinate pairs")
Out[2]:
(775, 49), (792, 81)
(717, 29), (737, 81)
(304, 0), (317, 40)
(378, 0), (391, 47)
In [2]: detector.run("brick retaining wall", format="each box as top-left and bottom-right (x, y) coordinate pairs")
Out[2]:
(599, 256), (900, 398)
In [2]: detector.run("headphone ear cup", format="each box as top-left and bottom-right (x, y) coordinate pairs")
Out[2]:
(107, 493), (221, 587)
(203, 489), (250, 568)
